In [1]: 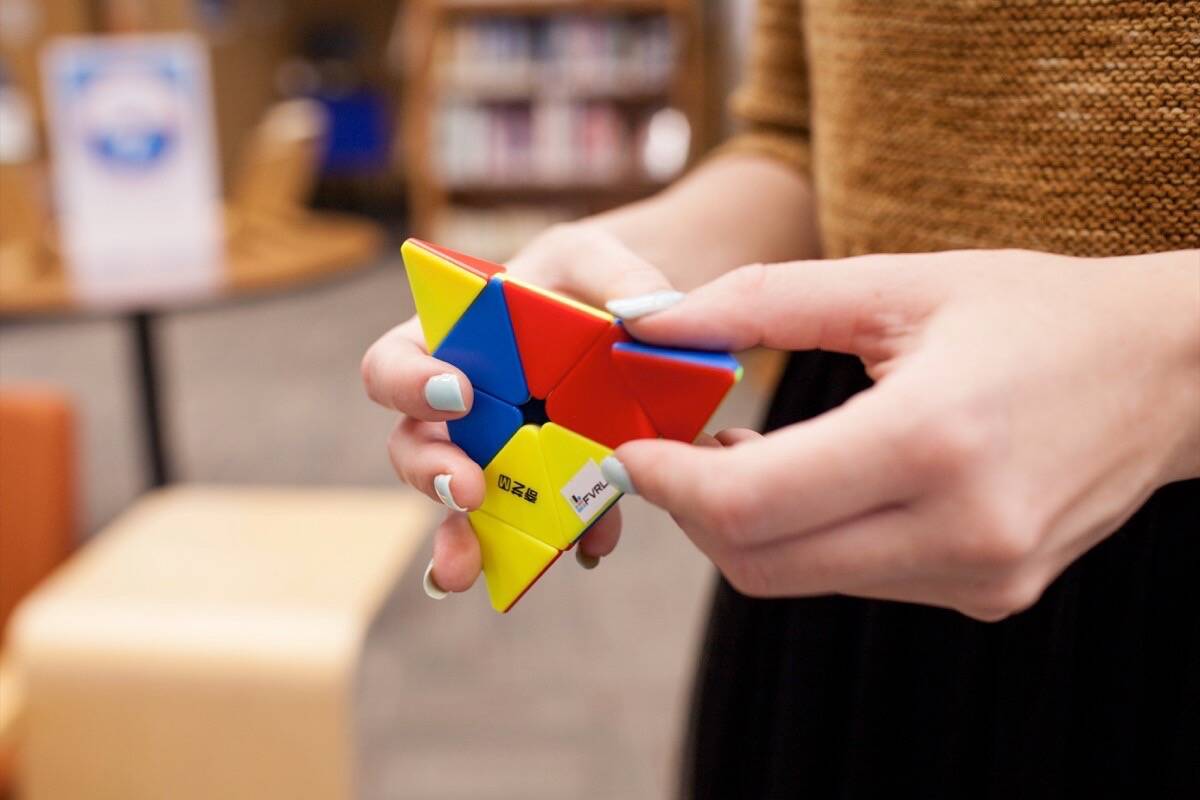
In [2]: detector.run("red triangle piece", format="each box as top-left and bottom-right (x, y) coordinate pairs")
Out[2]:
(545, 326), (658, 449)
(502, 280), (612, 399)
(613, 346), (737, 443)
(407, 239), (506, 279)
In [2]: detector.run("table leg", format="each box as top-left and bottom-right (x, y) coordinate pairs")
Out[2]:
(130, 311), (170, 488)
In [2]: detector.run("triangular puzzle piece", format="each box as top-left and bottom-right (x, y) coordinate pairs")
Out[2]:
(470, 510), (560, 612)
(402, 239), (743, 612)
(447, 389), (524, 468)
(477, 425), (564, 546)
(545, 324), (658, 449)
(502, 277), (613, 399)
(410, 239), (507, 280)
(401, 239), (488, 352)
(539, 423), (621, 547)
(434, 277), (530, 405)
(613, 342), (740, 443)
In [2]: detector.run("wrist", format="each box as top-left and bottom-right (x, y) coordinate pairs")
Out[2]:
(1133, 251), (1200, 482)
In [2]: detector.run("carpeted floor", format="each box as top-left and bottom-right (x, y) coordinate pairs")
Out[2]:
(0, 259), (770, 799)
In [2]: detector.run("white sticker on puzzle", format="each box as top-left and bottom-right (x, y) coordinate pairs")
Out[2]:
(560, 459), (619, 523)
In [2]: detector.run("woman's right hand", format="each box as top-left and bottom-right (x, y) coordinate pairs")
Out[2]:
(361, 222), (683, 598)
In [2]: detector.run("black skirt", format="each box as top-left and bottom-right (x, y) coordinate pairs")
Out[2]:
(682, 351), (1200, 798)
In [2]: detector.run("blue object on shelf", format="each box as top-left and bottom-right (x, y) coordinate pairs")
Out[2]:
(314, 89), (391, 175)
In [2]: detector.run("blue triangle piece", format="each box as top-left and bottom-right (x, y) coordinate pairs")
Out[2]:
(447, 389), (523, 468)
(613, 342), (739, 373)
(434, 277), (530, 405)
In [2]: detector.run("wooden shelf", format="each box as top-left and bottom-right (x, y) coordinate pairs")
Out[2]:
(444, 178), (667, 198)
(431, 0), (690, 18)
(439, 81), (670, 103)
(402, 0), (707, 241)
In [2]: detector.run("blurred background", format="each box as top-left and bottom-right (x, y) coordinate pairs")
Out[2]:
(0, 1), (773, 797)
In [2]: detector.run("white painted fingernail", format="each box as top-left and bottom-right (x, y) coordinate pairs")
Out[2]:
(606, 290), (685, 320)
(425, 373), (466, 412)
(433, 473), (467, 512)
(423, 558), (448, 599)
(576, 548), (600, 570)
(601, 455), (635, 495)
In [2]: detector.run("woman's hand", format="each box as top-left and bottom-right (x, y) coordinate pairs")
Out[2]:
(361, 223), (683, 597)
(603, 249), (1200, 620)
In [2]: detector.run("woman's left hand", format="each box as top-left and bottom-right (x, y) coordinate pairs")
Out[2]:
(605, 249), (1200, 621)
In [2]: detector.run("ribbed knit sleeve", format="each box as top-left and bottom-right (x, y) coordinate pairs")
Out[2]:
(720, 0), (812, 177)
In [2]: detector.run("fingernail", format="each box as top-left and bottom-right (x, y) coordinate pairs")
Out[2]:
(601, 455), (635, 495)
(425, 373), (466, 412)
(576, 549), (600, 570)
(433, 473), (467, 512)
(423, 558), (448, 600)
(606, 290), (685, 320)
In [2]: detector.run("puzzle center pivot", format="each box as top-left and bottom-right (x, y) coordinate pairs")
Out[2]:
(519, 396), (549, 427)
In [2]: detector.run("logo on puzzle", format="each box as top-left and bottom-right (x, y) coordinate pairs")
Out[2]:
(497, 474), (538, 504)
(570, 481), (609, 514)
(560, 459), (619, 523)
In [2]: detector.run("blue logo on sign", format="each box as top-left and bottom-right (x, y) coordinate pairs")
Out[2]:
(87, 129), (174, 168)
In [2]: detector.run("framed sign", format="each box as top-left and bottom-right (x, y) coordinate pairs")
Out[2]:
(43, 34), (225, 308)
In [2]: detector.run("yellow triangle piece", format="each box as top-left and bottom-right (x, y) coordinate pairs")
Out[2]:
(539, 423), (622, 546)
(401, 239), (487, 352)
(478, 425), (566, 548)
(469, 511), (560, 612)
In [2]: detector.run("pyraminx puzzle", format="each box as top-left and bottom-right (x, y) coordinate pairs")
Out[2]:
(402, 238), (742, 612)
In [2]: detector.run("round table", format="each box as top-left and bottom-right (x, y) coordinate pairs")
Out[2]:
(0, 211), (387, 488)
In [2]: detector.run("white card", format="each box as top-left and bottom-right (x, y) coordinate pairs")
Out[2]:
(43, 34), (225, 308)
(560, 458), (620, 523)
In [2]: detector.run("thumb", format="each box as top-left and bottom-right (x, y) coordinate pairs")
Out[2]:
(508, 225), (676, 310)
(602, 437), (735, 520)
(616, 257), (925, 358)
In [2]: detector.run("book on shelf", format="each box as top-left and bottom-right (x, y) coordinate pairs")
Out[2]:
(437, 99), (672, 187)
(440, 15), (677, 96)
(408, 5), (699, 252)
(432, 16), (685, 188)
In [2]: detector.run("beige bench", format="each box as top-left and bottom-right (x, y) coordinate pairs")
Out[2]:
(6, 486), (434, 799)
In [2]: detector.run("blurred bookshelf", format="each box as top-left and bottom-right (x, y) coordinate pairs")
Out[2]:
(402, 0), (708, 261)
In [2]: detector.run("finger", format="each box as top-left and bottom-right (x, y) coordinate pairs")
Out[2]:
(707, 505), (927, 598)
(388, 417), (485, 510)
(509, 225), (676, 310)
(563, 258), (675, 311)
(625, 256), (939, 360)
(714, 428), (762, 447)
(837, 573), (1038, 622)
(362, 317), (474, 421)
(834, 578), (981, 616)
(694, 429), (759, 449)
(577, 505), (623, 559)
(430, 512), (482, 593)
(612, 386), (921, 546)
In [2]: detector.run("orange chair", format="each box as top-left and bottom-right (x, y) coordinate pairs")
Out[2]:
(0, 388), (77, 798)
(0, 387), (76, 639)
